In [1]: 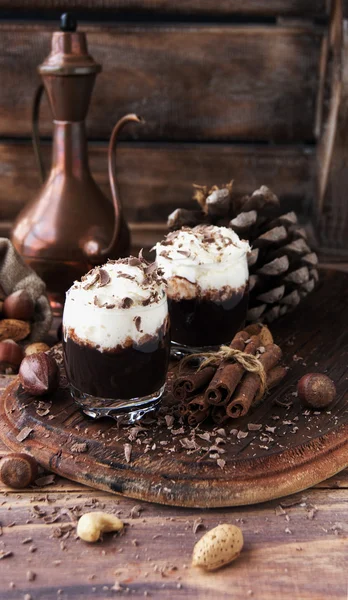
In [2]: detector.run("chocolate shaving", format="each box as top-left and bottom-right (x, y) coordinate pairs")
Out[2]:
(16, 427), (33, 442)
(122, 297), (133, 309)
(82, 271), (99, 290)
(128, 257), (142, 267)
(117, 273), (135, 281)
(97, 268), (110, 287)
(134, 316), (142, 332)
(124, 443), (132, 463)
(138, 248), (149, 264)
(71, 442), (88, 453)
(35, 474), (55, 486)
(167, 208), (203, 230)
(145, 262), (158, 276)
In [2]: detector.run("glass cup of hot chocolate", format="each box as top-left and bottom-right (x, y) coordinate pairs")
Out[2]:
(155, 225), (250, 353)
(62, 257), (170, 420)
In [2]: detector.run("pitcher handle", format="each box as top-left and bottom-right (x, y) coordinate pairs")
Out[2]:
(32, 84), (46, 184)
(83, 113), (144, 260)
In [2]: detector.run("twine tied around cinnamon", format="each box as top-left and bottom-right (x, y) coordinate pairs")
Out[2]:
(179, 345), (267, 402)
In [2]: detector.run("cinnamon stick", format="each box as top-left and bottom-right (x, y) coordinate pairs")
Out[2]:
(205, 335), (260, 406)
(173, 330), (249, 402)
(226, 343), (282, 418)
(173, 363), (216, 402)
(266, 365), (287, 390)
(187, 394), (210, 413)
(188, 408), (210, 427)
(211, 405), (230, 426)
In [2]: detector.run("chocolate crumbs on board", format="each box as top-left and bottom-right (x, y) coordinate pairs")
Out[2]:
(16, 427), (33, 442)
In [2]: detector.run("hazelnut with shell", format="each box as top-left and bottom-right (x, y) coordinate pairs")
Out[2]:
(3, 290), (35, 321)
(297, 373), (336, 409)
(0, 339), (24, 373)
(19, 352), (59, 396)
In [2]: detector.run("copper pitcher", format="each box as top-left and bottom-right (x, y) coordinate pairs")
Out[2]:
(11, 13), (142, 308)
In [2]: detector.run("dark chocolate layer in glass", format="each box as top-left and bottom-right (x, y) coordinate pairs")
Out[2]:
(168, 288), (248, 347)
(63, 329), (170, 400)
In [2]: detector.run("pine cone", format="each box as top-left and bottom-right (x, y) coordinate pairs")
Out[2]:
(167, 183), (319, 324)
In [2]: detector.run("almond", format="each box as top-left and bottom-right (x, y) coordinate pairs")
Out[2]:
(0, 319), (30, 342)
(259, 325), (273, 346)
(192, 524), (243, 571)
(25, 343), (50, 356)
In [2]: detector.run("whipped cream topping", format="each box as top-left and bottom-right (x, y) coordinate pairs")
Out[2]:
(155, 225), (250, 298)
(63, 257), (168, 350)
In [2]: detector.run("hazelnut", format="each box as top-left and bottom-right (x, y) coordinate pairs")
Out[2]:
(25, 342), (50, 356)
(0, 453), (38, 489)
(0, 339), (24, 373)
(3, 290), (35, 321)
(297, 373), (336, 409)
(19, 353), (59, 396)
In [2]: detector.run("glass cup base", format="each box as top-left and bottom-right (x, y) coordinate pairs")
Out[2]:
(70, 383), (165, 423)
(170, 340), (221, 359)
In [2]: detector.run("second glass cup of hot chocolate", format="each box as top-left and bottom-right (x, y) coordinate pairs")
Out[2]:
(62, 257), (170, 420)
(155, 225), (250, 352)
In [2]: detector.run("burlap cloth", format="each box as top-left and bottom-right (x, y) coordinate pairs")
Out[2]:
(0, 239), (52, 342)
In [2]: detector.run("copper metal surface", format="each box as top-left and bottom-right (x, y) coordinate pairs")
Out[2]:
(12, 15), (142, 306)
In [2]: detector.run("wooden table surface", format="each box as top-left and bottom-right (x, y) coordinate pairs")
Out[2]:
(0, 273), (347, 600)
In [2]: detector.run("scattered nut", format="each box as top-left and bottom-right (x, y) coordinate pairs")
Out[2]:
(0, 340), (24, 372)
(19, 353), (59, 396)
(3, 290), (35, 321)
(25, 343), (50, 356)
(0, 453), (38, 489)
(77, 512), (124, 543)
(297, 373), (336, 409)
(192, 524), (243, 571)
(0, 319), (30, 342)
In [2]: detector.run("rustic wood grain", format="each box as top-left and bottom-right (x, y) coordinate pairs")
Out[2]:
(0, 141), (314, 225)
(0, 0), (329, 17)
(0, 272), (347, 508)
(0, 23), (321, 142)
(0, 486), (347, 600)
(316, 0), (348, 258)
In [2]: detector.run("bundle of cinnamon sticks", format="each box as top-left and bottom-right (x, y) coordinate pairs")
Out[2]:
(173, 324), (287, 426)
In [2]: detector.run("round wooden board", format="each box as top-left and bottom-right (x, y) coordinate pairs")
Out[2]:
(0, 271), (347, 508)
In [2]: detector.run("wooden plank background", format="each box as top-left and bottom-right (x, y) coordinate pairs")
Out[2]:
(0, 24), (321, 142)
(0, 2), (343, 255)
(0, 142), (314, 223)
(0, 1), (330, 17)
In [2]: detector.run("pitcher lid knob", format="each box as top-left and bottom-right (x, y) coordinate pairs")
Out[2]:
(60, 13), (77, 32)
